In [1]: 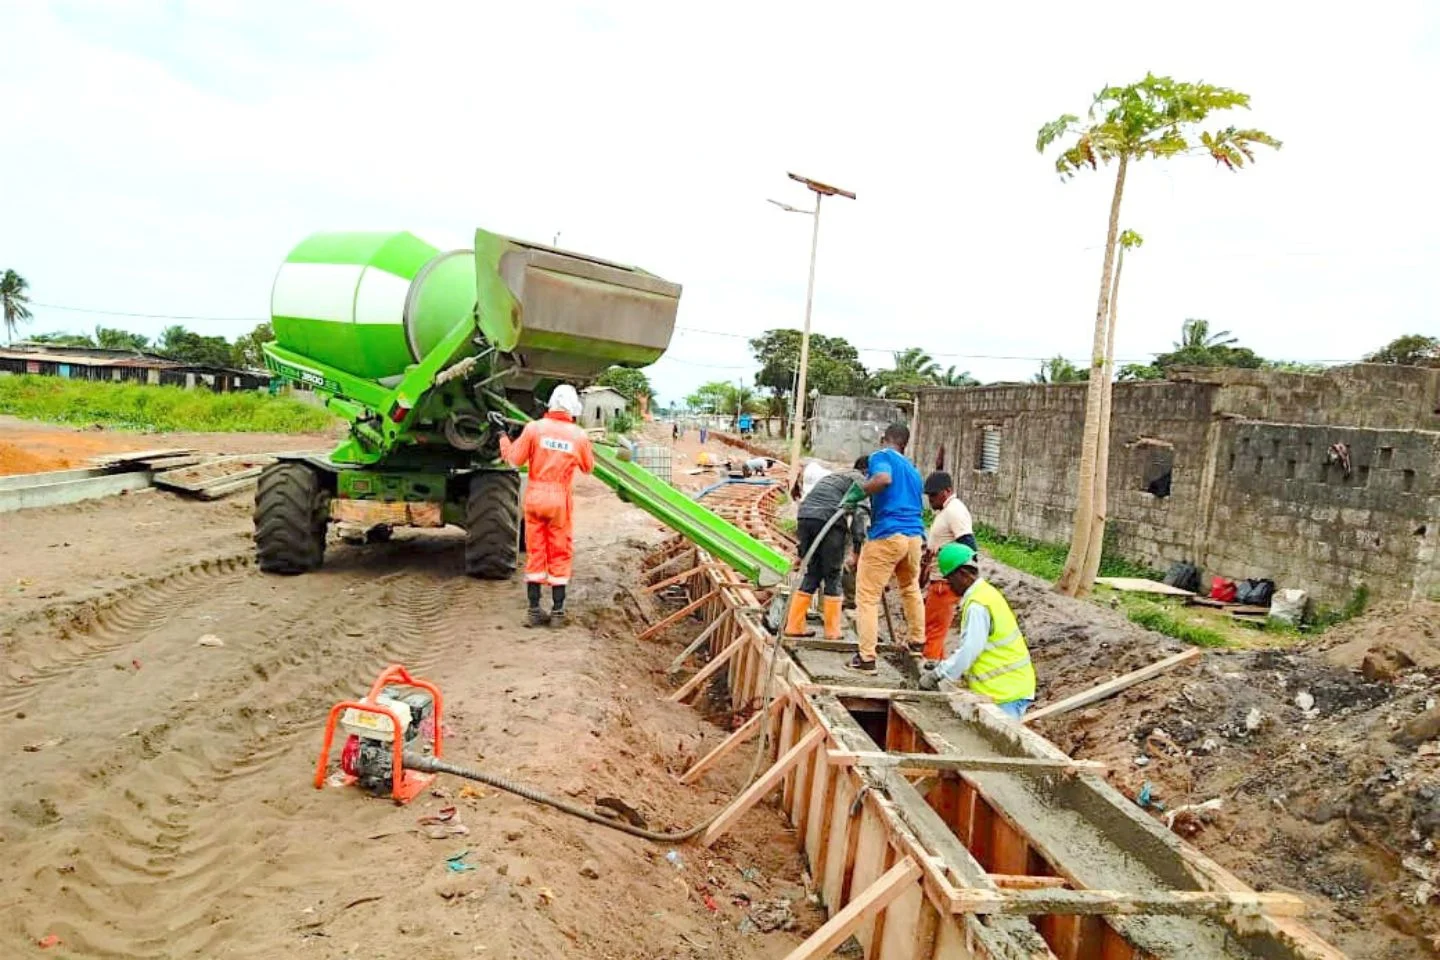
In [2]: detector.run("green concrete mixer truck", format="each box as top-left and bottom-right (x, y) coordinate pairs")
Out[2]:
(256, 228), (790, 587)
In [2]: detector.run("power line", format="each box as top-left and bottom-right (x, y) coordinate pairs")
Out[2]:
(29, 299), (1368, 366)
(32, 301), (267, 323)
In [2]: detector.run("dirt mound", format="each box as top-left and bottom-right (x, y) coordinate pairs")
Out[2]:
(1321, 599), (1440, 681)
(1018, 579), (1440, 959)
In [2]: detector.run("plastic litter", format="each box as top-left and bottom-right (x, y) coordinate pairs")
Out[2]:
(665, 850), (684, 870)
(445, 850), (476, 873)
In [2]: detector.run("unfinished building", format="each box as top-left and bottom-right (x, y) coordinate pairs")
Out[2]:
(909, 364), (1440, 605)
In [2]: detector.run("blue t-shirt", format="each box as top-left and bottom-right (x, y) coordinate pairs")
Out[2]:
(865, 447), (925, 540)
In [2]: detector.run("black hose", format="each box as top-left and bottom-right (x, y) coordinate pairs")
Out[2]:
(406, 752), (714, 842)
(402, 501), (858, 845)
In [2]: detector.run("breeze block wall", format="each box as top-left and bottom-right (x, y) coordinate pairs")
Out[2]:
(912, 366), (1440, 605)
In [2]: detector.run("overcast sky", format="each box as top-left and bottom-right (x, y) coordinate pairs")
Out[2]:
(3, 1), (1436, 403)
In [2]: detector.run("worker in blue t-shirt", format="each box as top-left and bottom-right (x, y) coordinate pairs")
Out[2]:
(842, 422), (925, 672)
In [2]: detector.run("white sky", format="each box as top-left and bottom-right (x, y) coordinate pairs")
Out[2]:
(2, 1), (1437, 404)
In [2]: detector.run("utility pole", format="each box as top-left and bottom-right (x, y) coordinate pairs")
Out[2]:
(769, 173), (856, 488)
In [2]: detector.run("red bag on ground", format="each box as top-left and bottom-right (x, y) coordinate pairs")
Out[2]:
(1210, 577), (1237, 602)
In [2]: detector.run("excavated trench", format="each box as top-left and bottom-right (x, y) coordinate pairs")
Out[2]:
(652, 442), (1343, 960)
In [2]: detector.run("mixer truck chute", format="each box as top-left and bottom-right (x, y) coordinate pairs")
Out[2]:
(257, 228), (790, 588)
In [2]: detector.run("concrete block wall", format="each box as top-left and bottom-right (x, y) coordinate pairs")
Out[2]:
(810, 395), (904, 464)
(912, 370), (1440, 604)
(1174, 363), (1440, 430)
(1203, 421), (1440, 603)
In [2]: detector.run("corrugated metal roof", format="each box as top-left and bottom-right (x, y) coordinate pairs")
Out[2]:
(0, 349), (181, 368)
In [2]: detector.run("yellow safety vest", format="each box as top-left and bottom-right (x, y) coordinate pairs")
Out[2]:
(959, 579), (1036, 703)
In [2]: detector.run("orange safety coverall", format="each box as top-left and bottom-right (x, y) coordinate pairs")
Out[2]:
(500, 412), (595, 586)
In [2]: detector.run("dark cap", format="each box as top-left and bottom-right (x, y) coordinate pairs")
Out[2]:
(923, 471), (953, 495)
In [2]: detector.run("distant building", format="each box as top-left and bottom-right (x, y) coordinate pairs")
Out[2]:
(0, 343), (269, 391)
(581, 386), (628, 429)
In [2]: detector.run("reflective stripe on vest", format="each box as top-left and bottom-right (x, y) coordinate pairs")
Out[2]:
(960, 579), (1036, 702)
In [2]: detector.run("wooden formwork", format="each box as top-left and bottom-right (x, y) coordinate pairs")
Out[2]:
(642, 480), (1345, 960)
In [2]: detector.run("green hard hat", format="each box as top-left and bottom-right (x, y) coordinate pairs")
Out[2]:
(937, 542), (977, 577)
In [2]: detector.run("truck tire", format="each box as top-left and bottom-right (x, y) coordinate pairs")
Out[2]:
(254, 462), (330, 574)
(465, 470), (520, 579)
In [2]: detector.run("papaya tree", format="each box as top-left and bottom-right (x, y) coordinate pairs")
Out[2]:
(1078, 229), (1142, 589)
(1037, 74), (1279, 597)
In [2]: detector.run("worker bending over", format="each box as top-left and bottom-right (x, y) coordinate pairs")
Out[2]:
(919, 543), (1036, 719)
(783, 456), (869, 641)
(496, 385), (595, 628)
(846, 423), (926, 673)
(920, 471), (976, 662)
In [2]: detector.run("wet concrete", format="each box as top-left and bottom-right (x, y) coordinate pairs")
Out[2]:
(792, 647), (907, 687)
(895, 700), (1278, 960)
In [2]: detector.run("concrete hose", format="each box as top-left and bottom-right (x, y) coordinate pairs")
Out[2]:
(444, 413), (486, 451)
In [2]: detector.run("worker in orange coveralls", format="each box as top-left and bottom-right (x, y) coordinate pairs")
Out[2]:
(494, 384), (594, 628)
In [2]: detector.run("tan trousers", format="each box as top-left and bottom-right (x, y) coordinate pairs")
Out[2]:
(855, 534), (925, 660)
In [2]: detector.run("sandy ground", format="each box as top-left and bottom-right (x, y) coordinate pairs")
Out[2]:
(0, 446), (822, 958)
(0, 415), (341, 475)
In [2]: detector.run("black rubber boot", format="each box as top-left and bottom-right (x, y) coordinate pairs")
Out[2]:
(525, 607), (550, 628)
(549, 586), (567, 627)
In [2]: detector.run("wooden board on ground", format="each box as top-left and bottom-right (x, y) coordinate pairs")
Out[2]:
(1095, 576), (1194, 597)
(154, 456), (274, 494)
(1024, 648), (1202, 725)
(1187, 596), (1229, 609)
(91, 448), (195, 467)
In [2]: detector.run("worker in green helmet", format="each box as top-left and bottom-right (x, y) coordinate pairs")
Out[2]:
(918, 542), (1036, 719)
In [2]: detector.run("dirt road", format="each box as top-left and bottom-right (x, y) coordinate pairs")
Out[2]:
(0, 414), (340, 476)
(0, 470), (818, 958)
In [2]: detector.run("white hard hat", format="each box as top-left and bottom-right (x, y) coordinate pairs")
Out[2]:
(549, 384), (582, 418)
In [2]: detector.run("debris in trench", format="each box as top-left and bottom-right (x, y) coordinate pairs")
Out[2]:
(744, 898), (796, 932)
(197, 634), (225, 647)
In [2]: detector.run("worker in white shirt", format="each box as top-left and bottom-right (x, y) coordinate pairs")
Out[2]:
(791, 458), (832, 502)
(920, 471), (976, 662)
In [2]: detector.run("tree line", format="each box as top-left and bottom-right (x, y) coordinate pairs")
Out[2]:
(674, 322), (1436, 429)
(1, 269), (276, 369)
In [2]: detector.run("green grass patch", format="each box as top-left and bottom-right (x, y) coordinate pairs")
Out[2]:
(776, 516), (798, 535)
(0, 375), (337, 433)
(1114, 594), (1231, 648)
(973, 523), (1162, 583)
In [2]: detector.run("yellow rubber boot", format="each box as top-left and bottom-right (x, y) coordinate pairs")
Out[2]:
(784, 592), (816, 637)
(822, 596), (844, 641)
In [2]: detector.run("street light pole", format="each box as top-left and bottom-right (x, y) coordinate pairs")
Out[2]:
(769, 173), (855, 489)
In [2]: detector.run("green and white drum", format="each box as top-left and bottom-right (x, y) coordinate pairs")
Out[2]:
(270, 232), (477, 381)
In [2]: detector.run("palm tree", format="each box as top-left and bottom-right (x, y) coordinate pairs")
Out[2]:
(937, 366), (978, 387)
(1, 270), (34, 344)
(1037, 74), (1279, 597)
(1032, 355), (1088, 384)
(889, 347), (941, 382)
(1175, 318), (1235, 350)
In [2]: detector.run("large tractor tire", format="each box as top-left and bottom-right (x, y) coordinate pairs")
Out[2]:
(254, 462), (330, 574)
(465, 470), (520, 579)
